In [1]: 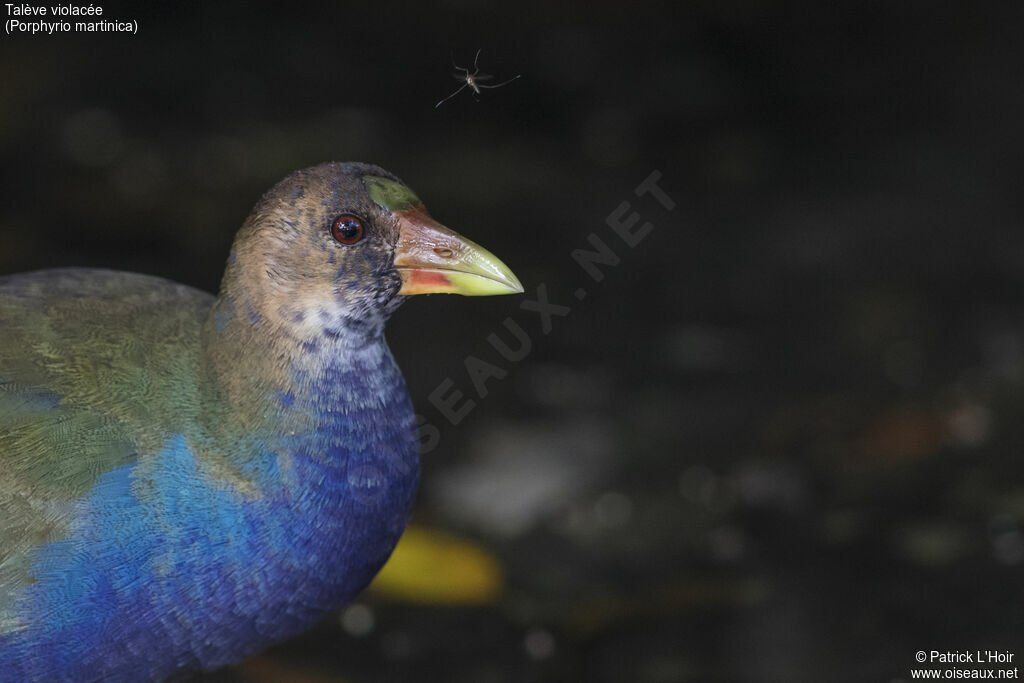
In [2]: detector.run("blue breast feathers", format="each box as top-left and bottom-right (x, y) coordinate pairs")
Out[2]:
(0, 352), (419, 681)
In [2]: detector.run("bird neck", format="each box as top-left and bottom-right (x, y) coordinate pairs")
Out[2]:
(196, 277), (415, 492)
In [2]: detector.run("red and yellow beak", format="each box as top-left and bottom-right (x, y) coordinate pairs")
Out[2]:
(394, 205), (523, 296)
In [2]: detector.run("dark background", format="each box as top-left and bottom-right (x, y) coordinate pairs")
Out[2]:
(3, 2), (1023, 681)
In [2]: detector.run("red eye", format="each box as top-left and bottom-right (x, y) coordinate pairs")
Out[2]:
(331, 214), (365, 245)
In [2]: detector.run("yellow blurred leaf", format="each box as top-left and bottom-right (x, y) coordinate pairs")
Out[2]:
(368, 526), (503, 606)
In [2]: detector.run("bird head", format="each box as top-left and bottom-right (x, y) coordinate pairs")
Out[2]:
(222, 162), (522, 342)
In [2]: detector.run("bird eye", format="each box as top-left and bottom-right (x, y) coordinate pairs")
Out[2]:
(331, 214), (365, 245)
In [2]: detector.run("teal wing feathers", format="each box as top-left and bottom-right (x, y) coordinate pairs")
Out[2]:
(0, 268), (213, 633)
